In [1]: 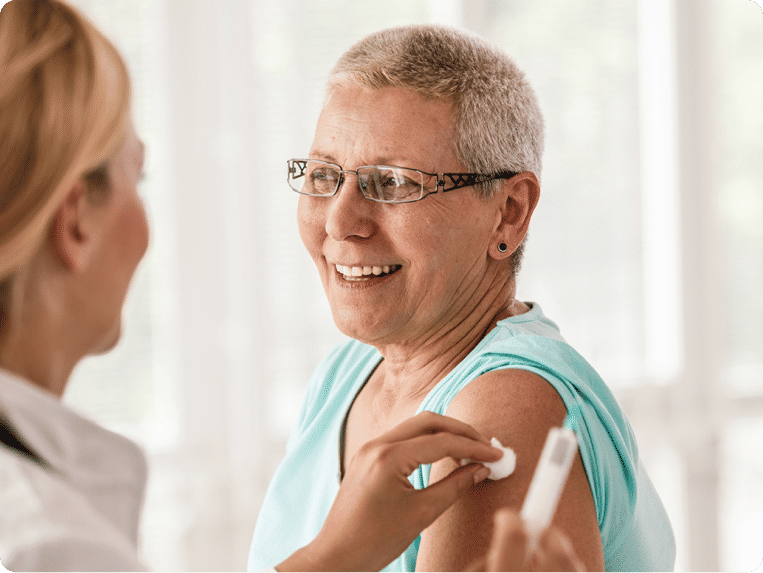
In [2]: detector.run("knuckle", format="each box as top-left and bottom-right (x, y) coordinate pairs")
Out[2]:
(360, 441), (396, 466)
(354, 441), (375, 463)
(416, 410), (440, 428)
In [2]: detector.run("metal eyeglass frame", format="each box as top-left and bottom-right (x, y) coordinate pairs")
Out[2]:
(287, 158), (520, 204)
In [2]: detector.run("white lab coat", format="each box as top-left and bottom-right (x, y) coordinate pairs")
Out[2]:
(0, 368), (148, 571)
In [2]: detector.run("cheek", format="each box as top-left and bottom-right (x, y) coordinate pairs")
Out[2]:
(115, 200), (149, 271)
(135, 203), (150, 256)
(400, 210), (457, 263)
(297, 197), (324, 255)
(404, 208), (491, 280)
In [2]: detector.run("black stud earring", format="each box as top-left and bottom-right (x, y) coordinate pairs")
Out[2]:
(498, 243), (508, 253)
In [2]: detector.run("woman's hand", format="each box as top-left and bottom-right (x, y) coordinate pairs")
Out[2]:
(476, 508), (586, 571)
(276, 411), (503, 572)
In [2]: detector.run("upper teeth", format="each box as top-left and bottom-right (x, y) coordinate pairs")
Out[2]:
(335, 264), (398, 277)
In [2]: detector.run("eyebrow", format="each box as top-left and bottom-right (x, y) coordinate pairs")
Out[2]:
(308, 151), (338, 164)
(308, 152), (432, 171)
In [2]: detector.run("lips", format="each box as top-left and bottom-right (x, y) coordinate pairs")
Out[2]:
(334, 263), (402, 281)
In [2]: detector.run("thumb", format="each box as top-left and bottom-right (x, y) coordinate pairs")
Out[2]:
(486, 509), (529, 572)
(415, 464), (490, 528)
(466, 556), (487, 572)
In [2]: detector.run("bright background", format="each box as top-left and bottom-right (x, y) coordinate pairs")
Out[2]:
(60, 0), (762, 571)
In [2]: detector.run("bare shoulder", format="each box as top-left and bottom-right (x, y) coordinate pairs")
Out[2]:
(446, 367), (567, 437)
(415, 368), (605, 571)
(436, 368), (568, 514)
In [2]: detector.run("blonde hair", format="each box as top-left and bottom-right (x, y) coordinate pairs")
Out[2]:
(0, 0), (131, 329)
(328, 24), (543, 273)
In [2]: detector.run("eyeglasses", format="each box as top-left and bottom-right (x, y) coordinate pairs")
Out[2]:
(287, 158), (519, 204)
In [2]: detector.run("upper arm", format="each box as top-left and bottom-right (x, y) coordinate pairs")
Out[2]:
(415, 368), (604, 571)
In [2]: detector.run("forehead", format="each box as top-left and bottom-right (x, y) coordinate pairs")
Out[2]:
(105, 123), (144, 179)
(311, 84), (457, 169)
(116, 122), (144, 158)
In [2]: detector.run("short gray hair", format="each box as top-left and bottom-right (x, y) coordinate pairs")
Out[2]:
(327, 24), (544, 273)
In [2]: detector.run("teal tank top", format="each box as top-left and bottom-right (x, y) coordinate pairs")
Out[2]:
(248, 304), (675, 571)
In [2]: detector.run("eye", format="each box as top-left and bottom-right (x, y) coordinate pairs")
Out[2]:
(378, 174), (399, 188)
(381, 169), (422, 201)
(310, 167), (339, 183)
(305, 163), (341, 195)
(396, 177), (419, 189)
(376, 170), (414, 188)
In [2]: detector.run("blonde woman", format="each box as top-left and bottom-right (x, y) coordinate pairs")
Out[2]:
(0, 1), (584, 571)
(0, 0), (153, 568)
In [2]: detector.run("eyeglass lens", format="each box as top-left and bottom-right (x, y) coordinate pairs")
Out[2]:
(288, 160), (431, 203)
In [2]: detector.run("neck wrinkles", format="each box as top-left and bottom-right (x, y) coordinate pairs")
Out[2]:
(372, 271), (520, 399)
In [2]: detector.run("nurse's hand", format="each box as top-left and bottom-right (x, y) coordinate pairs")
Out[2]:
(476, 508), (586, 572)
(276, 411), (503, 572)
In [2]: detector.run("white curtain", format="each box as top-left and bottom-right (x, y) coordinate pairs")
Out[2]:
(64, 0), (763, 570)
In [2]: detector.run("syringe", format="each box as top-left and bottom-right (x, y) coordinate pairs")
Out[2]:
(519, 403), (581, 557)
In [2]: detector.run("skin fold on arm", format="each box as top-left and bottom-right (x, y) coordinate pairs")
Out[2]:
(415, 368), (605, 572)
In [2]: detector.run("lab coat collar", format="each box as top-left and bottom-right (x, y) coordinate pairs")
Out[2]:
(0, 367), (147, 544)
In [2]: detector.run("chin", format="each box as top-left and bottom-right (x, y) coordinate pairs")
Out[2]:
(93, 322), (122, 355)
(332, 308), (393, 346)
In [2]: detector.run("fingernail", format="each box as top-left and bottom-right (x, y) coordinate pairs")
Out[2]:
(474, 467), (491, 484)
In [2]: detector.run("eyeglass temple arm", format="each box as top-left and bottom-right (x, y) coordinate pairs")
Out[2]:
(439, 171), (520, 193)
(289, 160), (308, 178)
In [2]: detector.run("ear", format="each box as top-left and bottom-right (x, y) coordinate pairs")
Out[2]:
(52, 181), (95, 271)
(488, 172), (540, 260)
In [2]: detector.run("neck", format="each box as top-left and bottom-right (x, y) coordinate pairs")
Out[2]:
(373, 271), (525, 399)
(0, 316), (76, 400)
(0, 268), (82, 399)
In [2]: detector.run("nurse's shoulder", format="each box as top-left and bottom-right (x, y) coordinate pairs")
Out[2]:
(0, 450), (148, 572)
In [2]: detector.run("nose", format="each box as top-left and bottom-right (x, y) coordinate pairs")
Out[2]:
(325, 172), (376, 242)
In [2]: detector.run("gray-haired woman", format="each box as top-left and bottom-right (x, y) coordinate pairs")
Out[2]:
(250, 24), (675, 572)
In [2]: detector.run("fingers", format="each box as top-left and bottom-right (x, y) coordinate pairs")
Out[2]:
(381, 431), (502, 477)
(485, 508), (529, 571)
(474, 510), (586, 572)
(535, 527), (586, 572)
(413, 463), (492, 527)
(466, 557), (487, 572)
(372, 410), (493, 446)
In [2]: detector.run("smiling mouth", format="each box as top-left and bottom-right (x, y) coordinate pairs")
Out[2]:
(334, 264), (402, 281)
